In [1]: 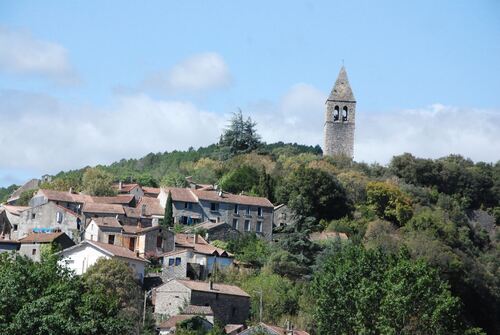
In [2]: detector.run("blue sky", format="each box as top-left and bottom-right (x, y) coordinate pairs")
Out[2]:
(0, 1), (499, 187)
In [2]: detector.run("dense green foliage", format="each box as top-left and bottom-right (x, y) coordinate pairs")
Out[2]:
(0, 184), (18, 202)
(0, 252), (148, 335)
(218, 109), (261, 156)
(82, 167), (116, 196)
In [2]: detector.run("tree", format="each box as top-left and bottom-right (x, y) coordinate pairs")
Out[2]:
(163, 191), (174, 227)
(16, 188), (37, 206)
(81, 258), (143, 334)
(82, 167), (116, 196)
(311, 244), (469, 334)
(219, 165), (259, 194)
(366, 181), (413, 226)
(276, 166), (353, 224)
(226, 234), (271, 268)
(219, 109), (261, 155)
(256, 166), (274, 203)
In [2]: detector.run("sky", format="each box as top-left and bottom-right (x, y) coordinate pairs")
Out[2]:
(0, 0), (499, 187)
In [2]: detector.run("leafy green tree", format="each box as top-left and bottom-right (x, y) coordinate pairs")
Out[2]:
(366, 181), (413, 226)
(82, 167), (116, 196)
(0, 184), (19, 203)
(219, 165), (259, 194)
(226, 234), (271, 267)
(312, 244), (469, 335)
(276, 166), (353, 223)
(219, 109), (261, 155)
(163, 191), (174, 227)
(161, 171), (188, 187)
(16, 188), (37, 206)
(256, 166), (275, 203)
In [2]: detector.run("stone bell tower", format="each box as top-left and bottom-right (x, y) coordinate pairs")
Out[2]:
(323, 66), (356, 158)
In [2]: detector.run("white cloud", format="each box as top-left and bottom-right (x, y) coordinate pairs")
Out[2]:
(0, 26), (79, 85)
(142, 52), (231, 94)
(0, 91), (224, 174)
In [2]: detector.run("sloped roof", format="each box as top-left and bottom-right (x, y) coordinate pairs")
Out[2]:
(137, 197), (164, 216)
(2, 205), (30, 216)
(8, 178), (40, 202)
(37, 189), (94, 204)
(225, 324), (245, 334)
(92, 195), (134, 205)
(177, 279), (250, 297)
(82, 203), (125, 215)
(262, 323), (310, 335)
(86, 240), (147, 262)
(327, 66), (355, 102)
(18, 231), (66, 243)
(193, 189), (273, 208)
(165, 187), (198, 203)
(114, 183), (140, 193)
(92, 217), (122, 229)
(143, 187), (160, 195)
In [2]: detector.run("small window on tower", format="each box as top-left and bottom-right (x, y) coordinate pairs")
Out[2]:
(333, 106), (339, 121)
(342, 107), (348, 122)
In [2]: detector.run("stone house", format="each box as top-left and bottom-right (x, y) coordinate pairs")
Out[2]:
(185, 221), (240, 242)
(160, 234), (233, 280)
(59, 240), (148, 282)
(84, 217), (174, 257)
(154, 279), (250, 325)
(6, 178), (40, 205)
(0, 205), (30, 240)
(17, 202), (83, 242)
(272, 204), (297, 229)
(30, 189), (93, 213)
(114, 182), (144, 200)
(159, 186), (274, 239)
(18, 231), (75, 261)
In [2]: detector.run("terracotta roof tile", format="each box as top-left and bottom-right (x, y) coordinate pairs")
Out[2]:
(177, 279), (250, 297)
(38, 189), (94, 204)
(114, 183), (140, 193)
(224, 324), (245, 334)
(2, 205), (30, 216)
(18, 232), (66, 243)
(192, 189), (273, 208)
(164, 187), (198, 203)
(92, 195), (135, 205)
(87, 240), (147, 262)
(175, 233), (232, 257)
(82, 203), (125, 215)
(92, 217), (122, 228)
(137, 197), (164, 216)
(143, 187), (160, 195)
(262, 323), (310, 335)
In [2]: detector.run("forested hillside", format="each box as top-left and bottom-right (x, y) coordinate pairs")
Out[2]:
(2, 112), (499, 334)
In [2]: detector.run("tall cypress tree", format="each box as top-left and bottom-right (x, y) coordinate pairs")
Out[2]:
(163, 191), (174, 227)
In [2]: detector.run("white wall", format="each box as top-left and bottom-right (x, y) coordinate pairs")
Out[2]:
(59, 243), (146, 282)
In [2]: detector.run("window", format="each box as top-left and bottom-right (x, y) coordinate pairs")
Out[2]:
(168, 258), (174, 266)
(108, 235), (115, 245)
(76, 218), (81, 231)
(181, 216), (188, 224)
(244, 220), (251, 232)
(257, 207), (263, 217)
(31, 213), (36, 220)
(56, 212), (63, 223)
(210, 203), (219, 211)
(333, 106), (340, 121)
(157, 236), (163, 248)
(256, 221), (263, 233)
(342, 106), (348, 122)
(175, 257), (181, 266)
(188, 203), (193, 210)
(13, 224), (18, 231)
(232, 219), (239, 230)
(32, 249), (36, 255)
(234, 204), (239, 214)
(184, 202), (188, 209)
(246, 206), (251, 215)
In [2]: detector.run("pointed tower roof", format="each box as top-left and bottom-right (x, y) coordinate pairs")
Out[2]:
(327, 66), (356, 102)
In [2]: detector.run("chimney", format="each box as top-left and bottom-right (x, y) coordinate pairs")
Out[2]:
(286, 321), (294, 335)
(209, 280), (213, 290)
(141, 204), (147, 216)
(193, 233), (198, 246)
(69, 187), (73, 194)
(119, 181), (123, 190)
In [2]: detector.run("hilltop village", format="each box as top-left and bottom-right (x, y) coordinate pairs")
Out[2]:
(0, 67), (498, 334)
